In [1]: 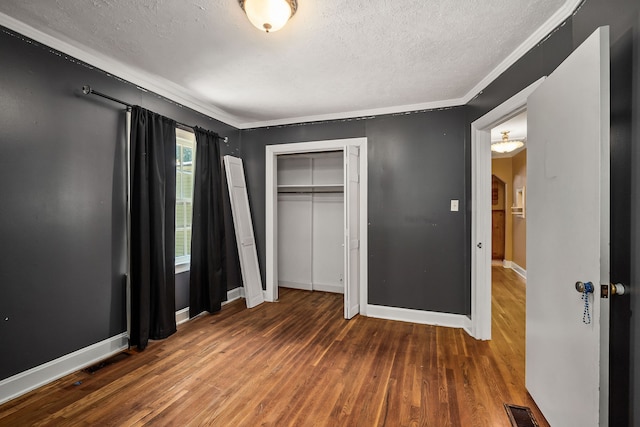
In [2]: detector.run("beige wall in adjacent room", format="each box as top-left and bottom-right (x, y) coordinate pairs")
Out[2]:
(511, 150), (527, 269)
(491, 158), (513, 261)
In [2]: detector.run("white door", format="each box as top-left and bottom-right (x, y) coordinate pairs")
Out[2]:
(526, 27), (610, 426)
(344, 146), (360, 319)
(224, 155), (265, 309)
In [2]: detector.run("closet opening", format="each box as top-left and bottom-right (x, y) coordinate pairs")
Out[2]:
(265, 138), (368, 320)
(277, 151), (345, 294)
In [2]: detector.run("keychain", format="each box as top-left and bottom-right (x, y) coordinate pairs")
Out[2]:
(575, 281), (593, 324)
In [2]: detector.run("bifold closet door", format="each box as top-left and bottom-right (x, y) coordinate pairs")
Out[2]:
(344, 145), (360, 319)
(223, 155), (264, 309)
(277, 193), (312, 290)
(312, 193), (344, 293)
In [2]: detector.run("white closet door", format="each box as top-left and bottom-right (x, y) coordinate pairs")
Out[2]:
(344, 146), (360, 319)
(223, 156), (265, 309)
(278, 193), (312, 290)
(312, 193), (344, 293)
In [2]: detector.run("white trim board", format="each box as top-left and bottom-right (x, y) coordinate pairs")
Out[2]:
(501, 260), (527, 279)
(511, 262), (527, 279)
(0, 333), (128, 405)
(227, 286), (244, 303)
(366, 305), (471, 331)
(470, 77), (545, 341)
(175, 287), (245, 325)
(0, 2), (581, 129)
(265, 138), (368, 317)
(279, 281), (313, 291)
(175, 307), (190, 326)
(312, 283), (344, 294)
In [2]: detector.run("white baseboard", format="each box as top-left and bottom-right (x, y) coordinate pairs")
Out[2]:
(226, 286), (244, 303)
(502, 260), (512, 268)
(279, 281), (313, 291)
(176, 287), (246, 324)
(175, 307), (190, 326)
(0, 333), (128, 405)
(279, 281), (343, 294)
(311, 283), (344, 294)
(511, 262), (527, 279)
(366, 305), (471, 330)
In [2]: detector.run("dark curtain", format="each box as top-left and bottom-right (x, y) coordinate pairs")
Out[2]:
(189, 127), (227, 317)
(130, 106), (177, 350)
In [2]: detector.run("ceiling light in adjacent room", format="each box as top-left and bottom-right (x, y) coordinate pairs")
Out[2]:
(491, 131), (524, 153)
(239, 0), (297, 33)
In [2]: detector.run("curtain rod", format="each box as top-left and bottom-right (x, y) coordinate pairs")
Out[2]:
(82, 85), (229, 143)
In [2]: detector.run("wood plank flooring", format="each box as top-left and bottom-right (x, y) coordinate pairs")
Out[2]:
(0, 266), (547, 426)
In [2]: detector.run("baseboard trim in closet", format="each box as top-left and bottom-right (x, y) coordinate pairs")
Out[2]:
(366, 304), (471, 330)
(313, 283), (344, 294)
(279, 281), (313, 291)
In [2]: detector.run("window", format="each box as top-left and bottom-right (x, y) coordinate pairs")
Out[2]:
(175, 128), (196, 266)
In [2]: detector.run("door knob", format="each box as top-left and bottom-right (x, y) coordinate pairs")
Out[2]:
(611, 283), (626, 295)
(575, 281), (594, 294)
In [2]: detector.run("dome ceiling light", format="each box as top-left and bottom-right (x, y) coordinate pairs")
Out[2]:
(492, 131), (525, 154)
(238, 0), (298, 33)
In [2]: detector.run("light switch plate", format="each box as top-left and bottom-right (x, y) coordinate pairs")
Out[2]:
(450, 200), (459, 212)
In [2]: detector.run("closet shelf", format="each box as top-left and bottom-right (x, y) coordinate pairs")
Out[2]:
(277, 184), (344, 194)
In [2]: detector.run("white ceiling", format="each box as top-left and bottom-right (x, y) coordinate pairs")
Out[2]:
(0, 0), (579, 129)
(492, 111), (527, 142)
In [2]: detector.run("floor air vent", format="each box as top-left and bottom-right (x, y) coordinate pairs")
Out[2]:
(504, 403), (539, 427)
(82, 352), (131, 374)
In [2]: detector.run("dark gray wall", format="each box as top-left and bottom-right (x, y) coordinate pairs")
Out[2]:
(365, 111), (468, 313)
(242, 110), (469, 314)
(0, 28), (240, 380)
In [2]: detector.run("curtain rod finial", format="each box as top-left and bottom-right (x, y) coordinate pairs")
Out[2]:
(82, 85), (92, 95)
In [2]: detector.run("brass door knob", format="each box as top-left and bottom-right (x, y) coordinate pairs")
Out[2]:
(611, 283), (626, 295)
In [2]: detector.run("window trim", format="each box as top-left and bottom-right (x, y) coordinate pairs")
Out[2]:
(175, 128), (196, 269)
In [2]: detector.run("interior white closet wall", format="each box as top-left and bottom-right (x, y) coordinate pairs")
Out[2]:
(277, 152), (344, 293)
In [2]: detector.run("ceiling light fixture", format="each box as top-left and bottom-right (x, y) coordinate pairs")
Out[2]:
(491, 131), (525, 153)
(238, 0), (297, 33)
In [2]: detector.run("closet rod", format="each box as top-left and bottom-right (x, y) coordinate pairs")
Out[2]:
(81, 85), (228, 143)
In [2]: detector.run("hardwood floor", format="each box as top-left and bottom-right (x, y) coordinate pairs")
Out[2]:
(0, 267), (547, 426)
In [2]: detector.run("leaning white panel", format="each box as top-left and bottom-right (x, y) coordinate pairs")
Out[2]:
(223, 155), (265, 309)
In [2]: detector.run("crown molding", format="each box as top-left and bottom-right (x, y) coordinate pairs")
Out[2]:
(459, 0), (582, 105)
(239, 97), (467, 129)
(0, 12), (243, 129)
(0, 0), (581, 130)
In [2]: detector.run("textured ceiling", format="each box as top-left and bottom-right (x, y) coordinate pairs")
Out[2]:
(0, 0), (578, 128)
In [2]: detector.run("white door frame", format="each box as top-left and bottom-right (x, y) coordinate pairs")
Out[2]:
(470, 77), (545, 340)
(265, 138), (368, 315)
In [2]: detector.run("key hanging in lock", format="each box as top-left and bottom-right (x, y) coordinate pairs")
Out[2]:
(575, 281), (593, 324)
